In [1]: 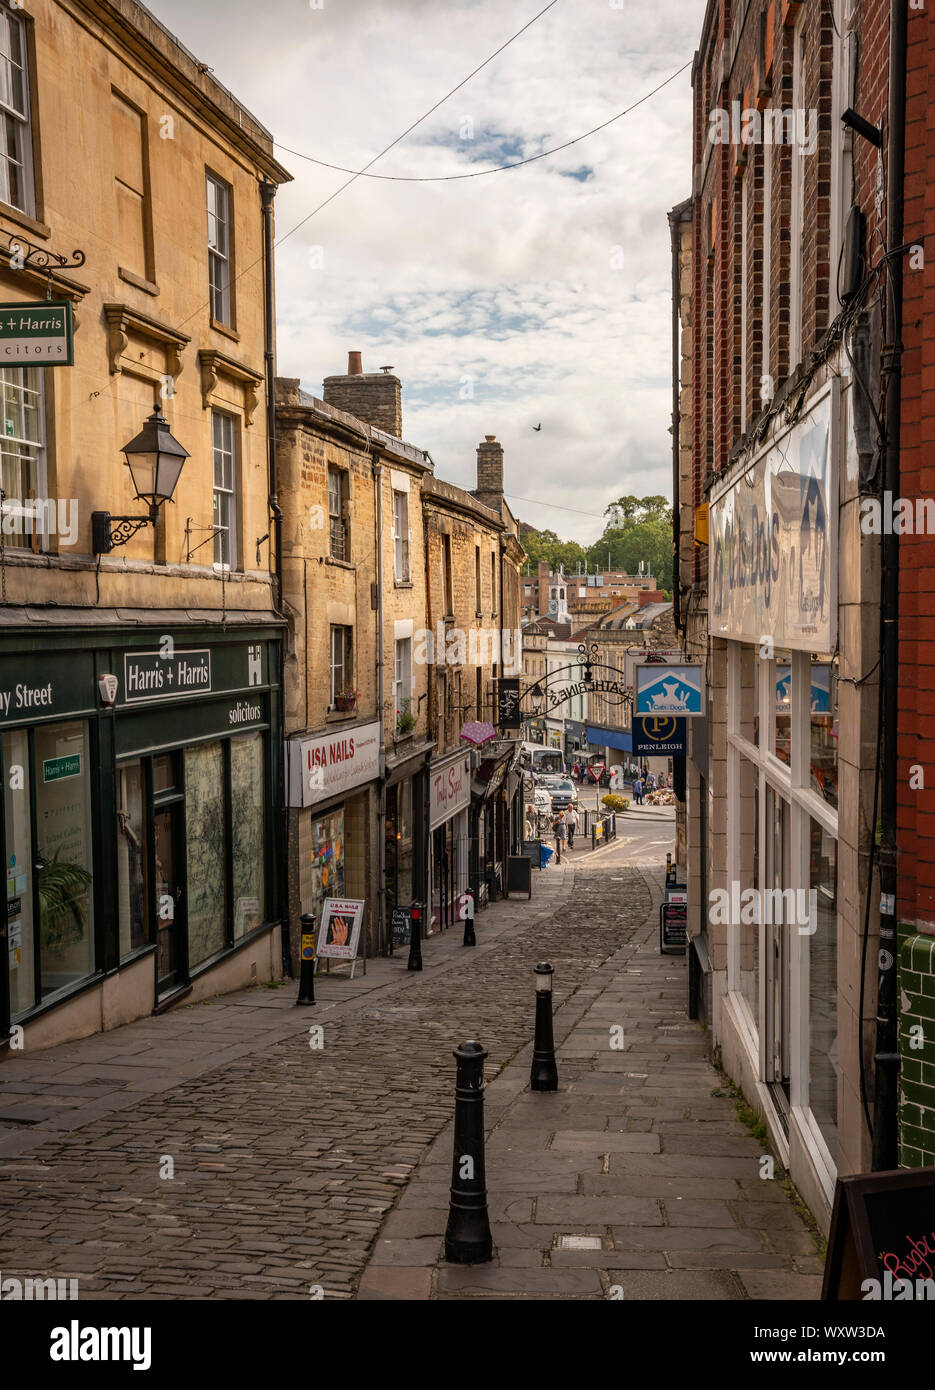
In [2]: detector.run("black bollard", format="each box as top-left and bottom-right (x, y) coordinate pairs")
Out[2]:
(462, 890), (476, 947)
(296, 913), (317, 1005)
(530, 961), (558, 1091)
(407, 901), (423, 971)
(444, 1040), (493, 1264)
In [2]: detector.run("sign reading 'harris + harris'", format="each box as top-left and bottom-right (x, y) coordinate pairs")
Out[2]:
(0, 301), (74, 366)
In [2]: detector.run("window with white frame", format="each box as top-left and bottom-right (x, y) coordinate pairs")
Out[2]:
(330, 625), (353, 706)
(393, 489), (410, 582)
(0, 366), (44, 551)
(212, 410), (237, 569)
(0, 6), (33, 214)
(394, 636), (412, 713)
(206, 172), (233, 326)
(329, 468), (348, 561)
(725, 639), (839, 1180)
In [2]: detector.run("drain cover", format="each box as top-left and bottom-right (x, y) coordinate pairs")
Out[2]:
(558, 1235), (602, 1251)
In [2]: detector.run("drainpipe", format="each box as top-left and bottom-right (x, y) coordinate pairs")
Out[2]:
(260, 181), (290, 978)
(668, 205), (682, 635)
(374, 450), (386, 955)
(872, 0), (907, 1171)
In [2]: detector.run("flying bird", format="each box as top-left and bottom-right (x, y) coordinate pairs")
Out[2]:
(532, 423), (541, 431)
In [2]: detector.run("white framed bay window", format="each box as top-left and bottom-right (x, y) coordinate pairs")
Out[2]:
(725, 638), (840, 1196)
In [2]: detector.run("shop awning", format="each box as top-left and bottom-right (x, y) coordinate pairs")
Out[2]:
(586, 725), (632, 753)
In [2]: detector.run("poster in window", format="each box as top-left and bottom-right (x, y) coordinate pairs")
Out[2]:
(317, 898), (364, 961)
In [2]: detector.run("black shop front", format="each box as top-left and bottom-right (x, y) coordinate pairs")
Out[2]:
(0, 621), (283, 1050)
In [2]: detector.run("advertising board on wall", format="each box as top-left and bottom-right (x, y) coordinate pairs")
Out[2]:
(708, 380), (839, 653)
(287, 720), (381, 809)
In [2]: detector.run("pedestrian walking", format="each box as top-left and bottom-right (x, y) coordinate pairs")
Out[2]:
(572, 759), (580, 782)
(524, 806), (535, 840)
(564, 802), (579, 849)
(552, 810), (566, 864)
(633, 776), (643, 806)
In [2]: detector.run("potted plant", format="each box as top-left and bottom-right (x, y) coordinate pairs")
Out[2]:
(37, 848), (92, 956)
(396, 698), (417, 736)
(334, 685), (359, 713)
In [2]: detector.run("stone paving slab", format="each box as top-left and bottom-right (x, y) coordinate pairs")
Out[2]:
(355, 867), (825, 1301)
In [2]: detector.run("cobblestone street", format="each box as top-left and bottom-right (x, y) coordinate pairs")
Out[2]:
(0, 833), (821, 1301)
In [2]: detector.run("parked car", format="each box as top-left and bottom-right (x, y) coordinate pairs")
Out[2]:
(546, 778), (578, 812)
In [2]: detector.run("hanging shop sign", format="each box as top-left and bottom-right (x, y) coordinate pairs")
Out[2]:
(632, 716), (687, 756)
(497, 677), (522, 730)
(430, 752), (471, 829)
(709, 379), (839, 653)
(317, 898), (364, 962)
(634, 662), (704, 717)
(288, 720), (381, 809)
(625, 648), (684, 689)
(0, 301), (74, 366)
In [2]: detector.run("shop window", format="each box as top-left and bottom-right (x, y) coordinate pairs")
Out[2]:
(774, 660), (791, 765)
(809, 818), (837, 1160)
(329, 468), (348, 560)
(0, 5), (34, 214)
(231, 732), (265, 937)
(393, 490), (410, 582)
(212, 410), (239, 570)
(206, 170), (233, 326)
(116, 761), (149, 957)
(329, 625), (353, 707)
(185, 741), (228, 967)
(309, 809), (344, 925)
(0, 367), (45, 551)
(810, 659), (838, 809)
(385, 782), (413, 910)
(3, 727), (34, 1015)
(34, 721), (94, 999)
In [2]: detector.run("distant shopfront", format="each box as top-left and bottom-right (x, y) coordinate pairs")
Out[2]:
(287, 719), (381, 960)
(429, 749), (470, 930)
(0, 626), (283, 1049)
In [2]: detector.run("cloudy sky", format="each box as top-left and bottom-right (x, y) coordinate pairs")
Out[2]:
(150, 0), (706, 544)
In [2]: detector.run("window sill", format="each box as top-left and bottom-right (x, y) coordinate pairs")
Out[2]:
(0, 201), (50, 241)
(325, 708), (358, 723)
(394, 578), (413, 589)
(118, 266), (160, 296)
(210, 317), (240, 342)
(325, 556), (355, 571)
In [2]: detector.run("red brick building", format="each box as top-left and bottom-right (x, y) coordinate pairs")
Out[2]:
(895, 0), (935, 1169)
(676, 0), (902, 1228)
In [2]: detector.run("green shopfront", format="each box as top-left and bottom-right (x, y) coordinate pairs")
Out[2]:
(0, 626), (283, 1050)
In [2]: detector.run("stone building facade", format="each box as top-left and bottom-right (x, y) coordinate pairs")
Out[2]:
(0, 0), (291, 1051)
(276, 361), (432, 964)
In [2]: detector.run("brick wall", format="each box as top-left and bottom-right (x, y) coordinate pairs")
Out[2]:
(897, 0), (935, 1162)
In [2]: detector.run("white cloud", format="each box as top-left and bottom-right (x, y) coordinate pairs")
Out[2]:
(148, 0), (705, 543)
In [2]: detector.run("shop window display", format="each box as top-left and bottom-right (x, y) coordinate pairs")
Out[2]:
(310, 810), (344, 925)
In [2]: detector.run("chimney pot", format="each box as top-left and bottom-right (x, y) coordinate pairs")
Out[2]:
(348, 351), (363, 375)
(485, 434), (496, 442)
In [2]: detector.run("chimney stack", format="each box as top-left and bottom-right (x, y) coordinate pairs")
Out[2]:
(322, 352), (402, 437)
(474, 434), (504, 506)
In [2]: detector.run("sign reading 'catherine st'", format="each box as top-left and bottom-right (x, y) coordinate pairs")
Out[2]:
(0, 301), (74, 366)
